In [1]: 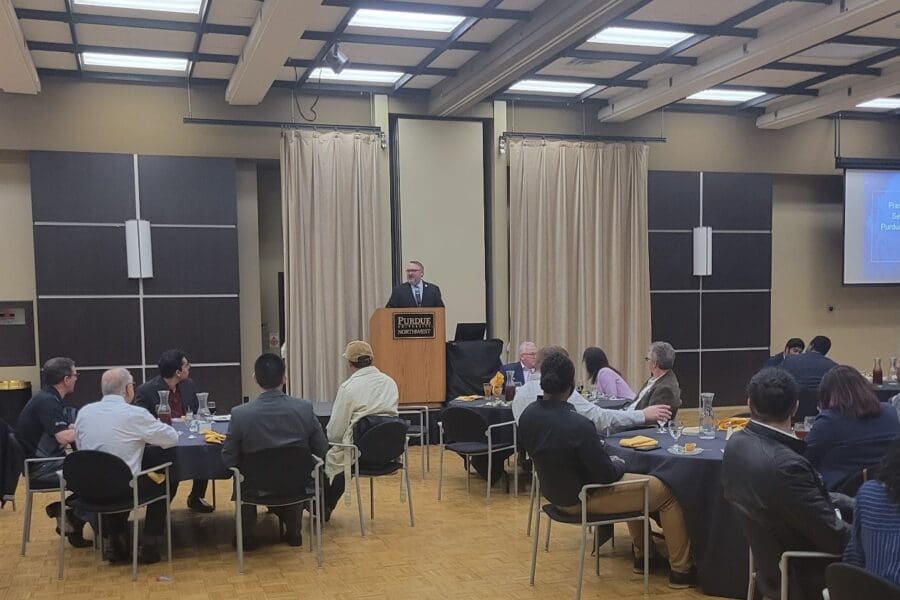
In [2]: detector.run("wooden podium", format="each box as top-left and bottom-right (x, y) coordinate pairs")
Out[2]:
(369, 307), (446, 405)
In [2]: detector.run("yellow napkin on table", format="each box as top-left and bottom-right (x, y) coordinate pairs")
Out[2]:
(490, 371), (505, 396)
(203, 430), (226, 444)
(619, 435), (659, 449)
(455, 395), (480, 401)
(718, 417), (750, 431)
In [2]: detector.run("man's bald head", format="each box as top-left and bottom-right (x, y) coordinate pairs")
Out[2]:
(101, 368), (134, 401)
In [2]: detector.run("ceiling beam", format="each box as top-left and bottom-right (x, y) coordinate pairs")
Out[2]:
(766, 60), (882, 75)
(830, 34), (900, 47)
(301, 30), (489, 52)
(615, 19), (757, 38)
(564, 49), (697, 66)
(427, 0), (644, 116)
(27, 40), (238, 64)
(756, 62), (900, 128)
(320, 0), (529, 20)
(286, 58), (455, 77)
(0, 0), (40, 93)
(226, 0), (321, 105)
(15, 7), (250, 36)
(597, 0), (900, 122)
(187, 0), (214, 83)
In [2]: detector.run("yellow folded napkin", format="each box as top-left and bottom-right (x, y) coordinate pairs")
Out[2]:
(203, 430), (226, 444)
(619, 435), (659, 449)
(718, 417), (750, 431)
(490, 371), (505, 396)
(146, 472), (166, 485)
(455, 395), (480, 401)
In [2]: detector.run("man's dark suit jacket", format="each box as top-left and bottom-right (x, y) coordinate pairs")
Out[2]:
(135, 376), (199, 418)
(780, 352), (838, 420)
(633, 370), (682, 412)
(500, 362), (525, 385)
(386, 281), (444, 308)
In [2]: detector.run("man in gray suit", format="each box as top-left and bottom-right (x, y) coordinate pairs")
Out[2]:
(629, 341), (682, 415)
(222, 353), (328, 549)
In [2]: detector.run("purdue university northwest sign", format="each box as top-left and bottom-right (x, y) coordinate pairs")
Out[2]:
(393, 312), (435, 339)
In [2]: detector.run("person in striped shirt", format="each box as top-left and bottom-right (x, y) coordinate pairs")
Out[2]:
(844, 439), (900, 586)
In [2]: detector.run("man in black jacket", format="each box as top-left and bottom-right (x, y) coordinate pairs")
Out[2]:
(519, 352), (695, 589)
(722, 367), (849, 600)
(385, 260), (444, 308)
(135, 349), (212, 513)
(780, 335), (837, 420)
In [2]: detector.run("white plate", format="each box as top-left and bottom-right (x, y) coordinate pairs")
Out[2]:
(667, 445), (703, 456)
(212, 415), (231, 422)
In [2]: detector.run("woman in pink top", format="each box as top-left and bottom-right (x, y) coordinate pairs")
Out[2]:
(583, 347), (636, 400)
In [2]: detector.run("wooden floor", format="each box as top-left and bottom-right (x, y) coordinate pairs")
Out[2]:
(0, 446), (724, 600)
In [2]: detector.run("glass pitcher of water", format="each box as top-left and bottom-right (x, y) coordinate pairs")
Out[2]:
(196, 392), (211, 430)
(699, 392), (716, 439)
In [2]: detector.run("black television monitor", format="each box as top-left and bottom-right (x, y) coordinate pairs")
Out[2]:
(454, 322), (486, 341)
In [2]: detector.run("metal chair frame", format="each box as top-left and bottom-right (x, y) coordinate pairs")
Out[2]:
(437, 419), (518, 501)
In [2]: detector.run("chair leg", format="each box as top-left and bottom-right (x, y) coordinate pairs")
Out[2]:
(235, 485), (244, 574)
(594, 526), (600, 575)
(486, 452), (492, 500)
(57, 488), (66, 580)
(420, 436), (426, 479)
(576, 523), (587, 600)
(404, 450), (415, 526)
(211, 479), (217, 510)
(643, 517), (650, 594)
(355, 473), (365, 537)
(369, 478), (375, 521)
(20, 490), (32, 556)
(747, 548), (756, 600)
(526, 472), (536, 536)
(466, 456), (471, 494)
(544, 517), (552, 552)
(437, 443), (444, 501)
(529, 511), (542, 585)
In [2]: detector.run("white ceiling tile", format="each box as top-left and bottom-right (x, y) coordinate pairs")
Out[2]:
(678, 36), (741, 58)
(72, 4), (197, 23)
(344, 24), (448, 40)
(206, 0), (261, 26)
(741, 3), (819, 29)
(336, 42), (432, 66)
(191, 61), (234, 79)
(76, 24), (196, 52)
(537, 57), (637, 79)
(849, 14), (900, 38)
(305, 7), (352, 31)
(19, 19), (71, 43)
(401, 74), (445, 89)
(795, 43), (890, 63)
(725, 68), (821, 88)
(12, 0), (65, 10)
(639, 63), (683, 80)
(199, 33), (246, 55)
(577, 41), (660, 55)
(428, 49), (477, 69)
(289, 39), (324, 61)
(458, 18), (515, 43)
(30, 49), (77, 69)
(627, 0), (760, 26)
(497, 0), (543, 9)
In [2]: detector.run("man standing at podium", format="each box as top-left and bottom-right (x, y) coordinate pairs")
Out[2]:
(386, 260), (444, 308)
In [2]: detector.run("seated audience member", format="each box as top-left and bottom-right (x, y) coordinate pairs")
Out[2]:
(583, 346), (636, 400)
(805, 365), (900, 491)
(519, 352), (696, 588)
(501, 341), (538, 385)
(844, 439), (900, 586)
(513, 345), (670, 432)
(722, 367), (849, 600)
(764, 337), (805, 368)
(75, 368), (178, 564)
(780, 335), (838, 421)
(324, 341), (399, 517)
(222, 354), (327, 549)
(16, 357), (91, 547)
(629, 342), (682, 413)
(135, 349), (212, 513)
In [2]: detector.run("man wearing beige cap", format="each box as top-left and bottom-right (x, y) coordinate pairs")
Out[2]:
(324, 340), (399, 517)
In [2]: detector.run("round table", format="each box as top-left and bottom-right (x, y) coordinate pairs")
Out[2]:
(144, 421), (231, 482)
(605, 427), (746, 599)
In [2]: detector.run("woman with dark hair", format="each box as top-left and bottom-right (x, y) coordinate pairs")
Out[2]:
(582, 347), (635, 400)
(804, 365), (900, 491)
(843, 439), (900, 585)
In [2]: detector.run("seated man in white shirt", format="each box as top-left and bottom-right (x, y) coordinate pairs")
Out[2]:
(75, 368), (179, 565)
(513, 346), (671, 433)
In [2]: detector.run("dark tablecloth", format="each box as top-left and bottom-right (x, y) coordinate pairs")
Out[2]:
(446, 398), (515, 444)
(144, 421), (231, 482)
(875, 383), (900, 403)
(605, 427), (746, 599)
(313, 401), (333, 428)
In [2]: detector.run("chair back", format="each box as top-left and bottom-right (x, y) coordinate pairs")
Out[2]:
(826, 563), (900, 600)
(239, 444), (315, 496)
(63, 450), (133, 501)
(836, 464), (881, 497)
(355, 418), (409, 465)
(441, 406), (488, 443)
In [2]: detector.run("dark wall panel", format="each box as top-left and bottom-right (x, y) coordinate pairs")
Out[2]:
(34, 225), (138, 295)
(30, 152), (135, 223)
(138, 156), (237, 225)
(649, 232), (698, 290)
(38, 298), (142, 366)
(704, 233), (772, 290)
(143, 227), (239, 295)
(702, 173), (773, 230)
(0, 302), (35, 366)
(143, 298), (240, 364)
(701, 350), (770, 406)
(648, 171), (700, 230)
(672, 351), (699, 410)
(66, 368), (144, 410)
(651, 293), (699, 350)
(701, 292), (771, 349)
(145, 365), (243, 414)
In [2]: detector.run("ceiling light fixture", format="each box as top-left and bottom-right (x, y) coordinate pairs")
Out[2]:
(81, 52), (189, 72)
(508, 79), (596, 95)
(855, 97), (900, 109)
(589, 26), (694, 48)
(72, 0), (202, 14)
(349, 8), (466, 33)
(308, 67), (405, 84)
(686, 89), (766, 103)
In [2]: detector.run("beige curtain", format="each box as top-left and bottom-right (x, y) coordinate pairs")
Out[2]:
(508, 138), (651, 387)
(281, 129), (384, 401)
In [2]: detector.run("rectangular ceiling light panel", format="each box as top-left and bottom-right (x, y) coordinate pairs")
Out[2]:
(686, 88), (765, 103)
(589, 26), (694, 48)
(73, 0), (203, 13)
(81, 52), (189, 71)
(856, 97), (900, 109)
(508, 79), (596, 94)
(308, 67), (405, 84)
(349, 8), (466, 33)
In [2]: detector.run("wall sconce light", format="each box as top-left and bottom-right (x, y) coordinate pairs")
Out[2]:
(692, 226), (712, 276)
(125, 219), (154, 279)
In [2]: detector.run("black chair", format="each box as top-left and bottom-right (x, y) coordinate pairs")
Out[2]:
(398, 405), (430, 478)
(332, 418), (413, 536)
(9, 433), (67, 556)
(794, 388), (819, 422)
(826, 562), (900, 600)
(60, 450), (173, 581)
(437, 405), (517, 501)
(835, 465), (881, 497)
(230, 444), (323, 573)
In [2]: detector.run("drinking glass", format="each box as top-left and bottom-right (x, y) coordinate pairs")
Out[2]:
(656, 417), (668, 434)
(803, 416), (816, 430)
(483, 383), (492, 398)
(185, 409), (195, 438)
(668, 421), (684, 452)
(208, 400), (217, 415)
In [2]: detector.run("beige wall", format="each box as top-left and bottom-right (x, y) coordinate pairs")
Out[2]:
(236, 160), (263, 400)
(771, 175), (900, 370)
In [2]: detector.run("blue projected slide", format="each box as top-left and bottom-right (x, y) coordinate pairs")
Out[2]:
(844, 169), (900, 284)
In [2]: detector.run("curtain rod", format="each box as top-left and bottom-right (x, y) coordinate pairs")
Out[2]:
(502, 131), (666, 143)
(182, 117), (382, 133)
